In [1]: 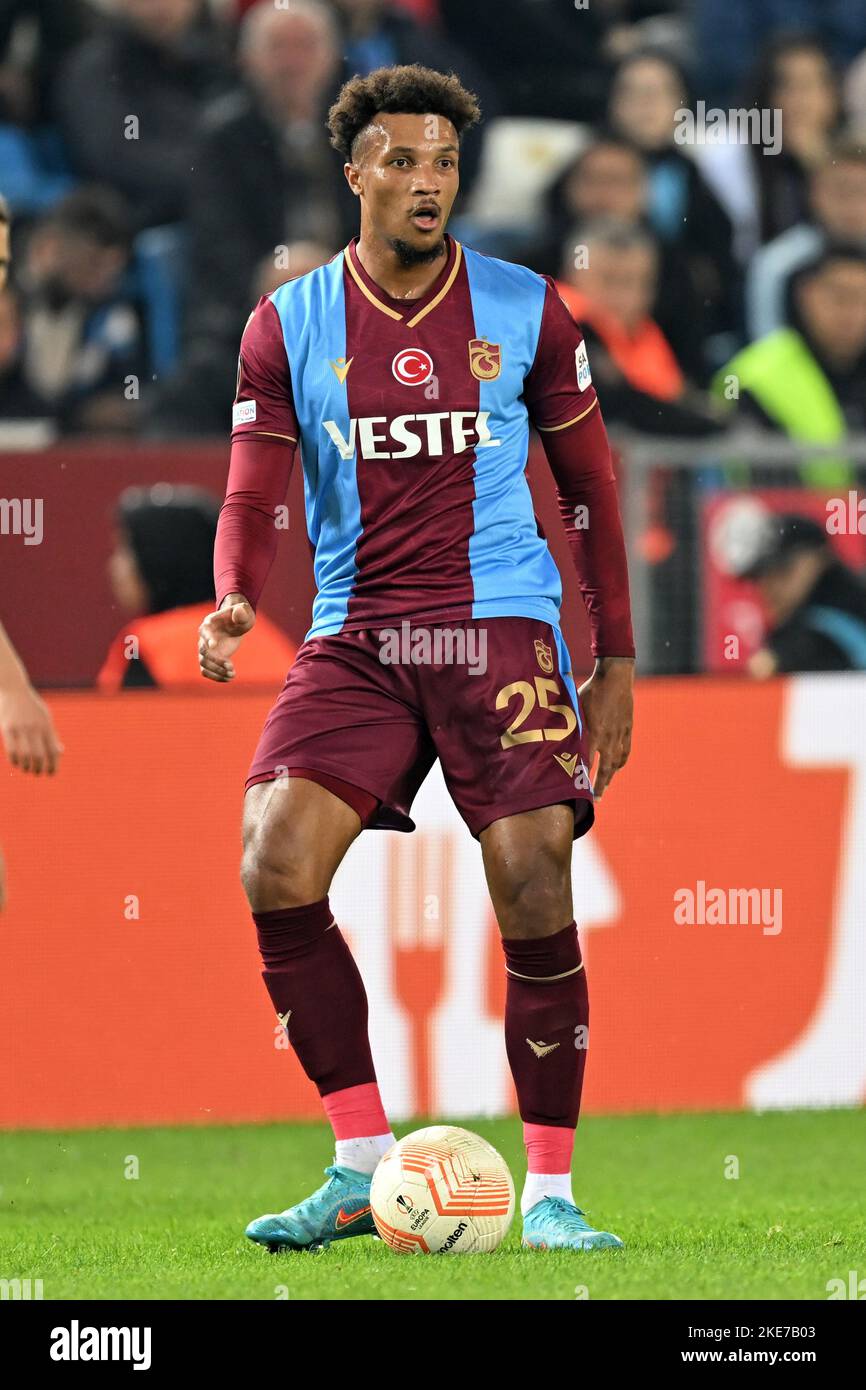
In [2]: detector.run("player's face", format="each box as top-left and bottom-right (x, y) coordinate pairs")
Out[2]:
(347, 112), (460, 252)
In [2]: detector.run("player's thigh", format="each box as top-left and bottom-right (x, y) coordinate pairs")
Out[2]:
(248, 630), (430, 835)
(424, 616), (593, 841)
(241, 776), (363, 910)
(480, 802), (575, 939)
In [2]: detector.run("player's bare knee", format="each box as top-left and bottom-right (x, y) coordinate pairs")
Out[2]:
(487, 843), (572, 937)
(240, 827), (324, 910)
(240, 795), (325, 910)
(497, 879), (572, 938)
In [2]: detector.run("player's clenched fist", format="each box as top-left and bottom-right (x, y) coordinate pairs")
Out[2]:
(198, 596), (256, 682)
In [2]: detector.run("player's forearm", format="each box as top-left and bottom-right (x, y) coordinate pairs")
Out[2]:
(541, 407), (635, 659)
(214, 507), (277, 612)
(214, 436), (294, 610)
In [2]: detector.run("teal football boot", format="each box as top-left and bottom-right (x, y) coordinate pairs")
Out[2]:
(522, 1197), (624, 1250)
(245, 1164), (376, 1252)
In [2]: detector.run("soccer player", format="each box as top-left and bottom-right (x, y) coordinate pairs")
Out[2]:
(201, 65), (634, 1252)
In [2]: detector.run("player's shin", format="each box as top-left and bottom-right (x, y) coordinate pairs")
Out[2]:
(501, 922), (588, 1215)
(253, 898), (394, 1172)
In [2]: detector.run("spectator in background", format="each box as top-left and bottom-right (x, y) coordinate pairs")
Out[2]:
(556, 218), (724, 435)
(15, 187), (146, 434)
(438, 0), (616, 123)
(733, 514), (866, 676)
(99, 485), (297, 691)
(528, 133), (711, 380)
(608, 49), (742, 359)
(0, 0), (86, 216)
(746, 35), (841, 245)
(330, 0), (493, 199)
(148, 0), (344, 435)
(0, 0), (90, 126)
(697, 35), (843, 263)
(694, 0), (866, 112)
(746, 137), (866, 339)
(193, 0), (345, 295)
(0, 283), (50, 419)
(55, 0), (233, 230)
(715, 248), (866, 485)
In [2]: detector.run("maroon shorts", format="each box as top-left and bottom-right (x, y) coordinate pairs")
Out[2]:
(246, 616), (594, 840)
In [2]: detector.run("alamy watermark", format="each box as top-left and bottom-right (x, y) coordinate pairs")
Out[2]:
(826, 491), (865, 535)
(674, 880), (782, 935)
(1, 1276), (43, 1299)
(49, 1321), (151, 1370)
(377, 621), (488, 676)
(674, 101), (782, 156)
(0, 497), (42, 545)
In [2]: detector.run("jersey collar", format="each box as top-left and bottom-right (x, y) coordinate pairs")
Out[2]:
(344, 233), (463, 329)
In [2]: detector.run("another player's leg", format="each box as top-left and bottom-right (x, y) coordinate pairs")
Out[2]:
(481, 804), (622, 1251)
(242, 775), (395, 1251)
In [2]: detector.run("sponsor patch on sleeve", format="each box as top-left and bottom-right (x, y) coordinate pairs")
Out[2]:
(575, 341), (592, 392)
(232, 399), (257, 427)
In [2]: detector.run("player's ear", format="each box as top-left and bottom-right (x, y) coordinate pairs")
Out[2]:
(344, 162), (362, 198)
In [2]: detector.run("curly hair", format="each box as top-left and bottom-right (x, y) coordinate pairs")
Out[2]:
(327, 64), (481, 162)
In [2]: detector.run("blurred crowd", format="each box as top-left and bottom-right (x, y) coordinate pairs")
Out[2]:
(0, 0), (864, 446)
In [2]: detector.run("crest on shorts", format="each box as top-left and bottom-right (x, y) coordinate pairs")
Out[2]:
(534, 638), (554, 674)
(468, 338), (501, 381)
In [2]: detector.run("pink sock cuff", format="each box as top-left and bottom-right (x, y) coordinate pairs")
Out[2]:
(322, 1081), (390, 1140)
(523, 1121), (576, 1174)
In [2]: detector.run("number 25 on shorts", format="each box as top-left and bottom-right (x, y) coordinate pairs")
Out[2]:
(496, 676), (577, 748)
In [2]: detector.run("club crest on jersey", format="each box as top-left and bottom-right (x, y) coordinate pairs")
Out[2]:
(392, 348), (434, 386)
(534, 638), (554, 673)
(469, 338), (501, 381)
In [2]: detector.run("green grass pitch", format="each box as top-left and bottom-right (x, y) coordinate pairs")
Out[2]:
(1, 1110), (862, 1300)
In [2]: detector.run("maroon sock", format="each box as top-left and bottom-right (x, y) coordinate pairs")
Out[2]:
(502, 922), (588, 1128)
(253, 898), (377, 1097)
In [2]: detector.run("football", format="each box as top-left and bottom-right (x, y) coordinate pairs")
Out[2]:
(370, 1125), (515, 1254)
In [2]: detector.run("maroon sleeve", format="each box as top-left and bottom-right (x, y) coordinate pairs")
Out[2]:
(214, 438), (294, 611)
(526, 279), (634, 659)
(214, 297), (298, 610)
(524, 277), (597, 433)
(231, 295), (299, 443)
